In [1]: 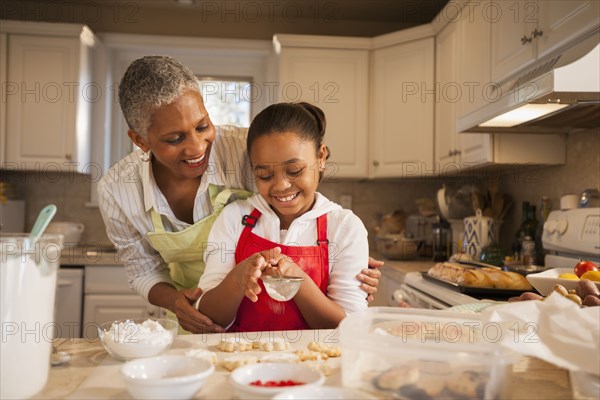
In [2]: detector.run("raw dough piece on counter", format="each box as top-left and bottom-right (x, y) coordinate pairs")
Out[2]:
(294, 349), (328, 361)
(184, 348), (218, 365)
(307, 341), (342, 357)
(217, 338), (253, 352)
(252, 338), (291, 351)
(221, 355), (258, 371)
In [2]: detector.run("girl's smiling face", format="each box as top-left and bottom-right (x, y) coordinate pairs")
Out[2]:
(129, 90), (216, 180)
(250, 131), (327, 229)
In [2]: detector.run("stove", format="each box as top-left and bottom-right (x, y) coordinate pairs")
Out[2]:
(398, 207), (600, 310)
(542, 207), (600, 267)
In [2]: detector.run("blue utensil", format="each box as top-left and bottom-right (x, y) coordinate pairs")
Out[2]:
(26, 205), (57, 250)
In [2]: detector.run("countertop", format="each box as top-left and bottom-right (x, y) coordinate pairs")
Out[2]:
(33, 331), (574, 399)
(59, 245), (122, 266)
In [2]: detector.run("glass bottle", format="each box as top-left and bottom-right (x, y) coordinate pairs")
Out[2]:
(513, 201), (530, 260)
(534, 197), (552, 265)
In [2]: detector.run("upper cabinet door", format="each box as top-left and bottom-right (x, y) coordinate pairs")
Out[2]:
(537, 0), (600, 58)
(370, 38), (434, 178)
(435, 23), (459, 167)
(490, 0), (538, 84)
(278, 47), (369, 178)
(4, 33), (92, 171)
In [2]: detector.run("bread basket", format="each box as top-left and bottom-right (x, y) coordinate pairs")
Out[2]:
(375, 234), (420, 260)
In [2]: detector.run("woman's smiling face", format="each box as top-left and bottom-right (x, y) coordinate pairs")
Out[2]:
(130, 90), (216, 180)
(250, 131), (326, 228)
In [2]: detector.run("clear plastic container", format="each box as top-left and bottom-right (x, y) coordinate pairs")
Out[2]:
(339, 307), (513, 400)
(1, 234), (63, 399)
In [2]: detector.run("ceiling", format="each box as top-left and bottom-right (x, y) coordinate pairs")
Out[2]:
(0, 0), (451, 39)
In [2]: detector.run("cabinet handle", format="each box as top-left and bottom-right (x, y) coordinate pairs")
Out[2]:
(455, 150), (462, 156)
(532, 29), (543, 38)
(372, 160), (380, 167)
(521, 35), (533, 45)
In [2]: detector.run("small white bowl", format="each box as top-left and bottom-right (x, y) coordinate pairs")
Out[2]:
(230, 362), (324, 400)
(273, 385), (377, 399)
(120, 355), (214, 400)
(526, 268), (600, 296)
(98, 318), (178, 361)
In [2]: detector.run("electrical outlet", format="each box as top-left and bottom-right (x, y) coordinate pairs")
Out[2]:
(340, 194), (353, 209)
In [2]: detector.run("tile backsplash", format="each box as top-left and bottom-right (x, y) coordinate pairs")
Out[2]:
(1, 128), (598, 261)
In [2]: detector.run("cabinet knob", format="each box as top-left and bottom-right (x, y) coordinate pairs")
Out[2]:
(521, 35), (533, 45)
(65, 154), (72, 161)
(455, 150), (462, 156)
(532, 29), (543, 38)
(448, 150), (453, 157)
(372, 160), (380, 167)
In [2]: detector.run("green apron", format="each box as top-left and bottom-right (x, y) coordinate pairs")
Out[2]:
(146, 184), (253, 331)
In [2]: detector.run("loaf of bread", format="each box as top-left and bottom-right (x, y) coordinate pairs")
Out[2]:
(428, 262), (533, 290)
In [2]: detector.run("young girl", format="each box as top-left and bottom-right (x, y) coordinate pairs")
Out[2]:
(196, 102), (369, 332)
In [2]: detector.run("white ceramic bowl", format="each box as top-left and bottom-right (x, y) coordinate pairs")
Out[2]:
(526, 268), (600, 296)
(120, 355), (214, 400)
(230, 362), (325, 400)
(273, 385), (377, 399)
(98, 318), (178, 361)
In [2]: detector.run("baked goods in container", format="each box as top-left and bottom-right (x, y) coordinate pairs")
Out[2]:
(428, 262), (533, 290)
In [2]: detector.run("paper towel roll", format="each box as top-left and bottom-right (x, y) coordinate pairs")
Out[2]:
(560, 194), (579, 210)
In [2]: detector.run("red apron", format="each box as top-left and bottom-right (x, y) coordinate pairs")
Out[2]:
(229, 208), (329, 332)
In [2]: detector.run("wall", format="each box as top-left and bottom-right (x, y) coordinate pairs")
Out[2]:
(498, 128), (600, 254)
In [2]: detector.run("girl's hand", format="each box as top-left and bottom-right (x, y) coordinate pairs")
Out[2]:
(236, 253), (268, 302)
(260, 247), (302, 278)
(358, 257), (384, 302)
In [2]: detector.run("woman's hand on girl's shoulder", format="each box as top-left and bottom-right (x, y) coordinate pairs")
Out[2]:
(359, 257), (384, 302)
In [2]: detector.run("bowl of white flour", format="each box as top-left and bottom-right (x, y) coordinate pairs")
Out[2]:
(98, 318), (178, 361)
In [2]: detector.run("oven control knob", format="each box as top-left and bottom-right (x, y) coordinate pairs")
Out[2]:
(557, 219), (568, 235)
(544, 220), (557, 234)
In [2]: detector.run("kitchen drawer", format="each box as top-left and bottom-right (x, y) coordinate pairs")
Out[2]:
(85, 265), (134, 294)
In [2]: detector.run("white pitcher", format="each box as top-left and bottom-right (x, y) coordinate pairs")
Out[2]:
(463, 209), (497, 260)
(1, 234), (63, 399)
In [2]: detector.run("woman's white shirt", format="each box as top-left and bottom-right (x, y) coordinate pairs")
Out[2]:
(199, 193), (369, 315)
(97, 126), (254, 301)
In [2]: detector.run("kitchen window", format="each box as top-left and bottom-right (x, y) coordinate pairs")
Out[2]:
(197, 77), (252, 127)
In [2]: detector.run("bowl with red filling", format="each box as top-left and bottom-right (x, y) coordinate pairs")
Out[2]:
(230, 362), (324, 399)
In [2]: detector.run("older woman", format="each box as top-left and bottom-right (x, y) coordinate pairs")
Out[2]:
(98, 56), (382, 333)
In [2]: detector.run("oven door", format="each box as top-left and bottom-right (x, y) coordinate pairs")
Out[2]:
(394, 284), (452, 310)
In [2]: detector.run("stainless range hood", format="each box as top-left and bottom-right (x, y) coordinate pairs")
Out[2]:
(458, 37), (600, 134)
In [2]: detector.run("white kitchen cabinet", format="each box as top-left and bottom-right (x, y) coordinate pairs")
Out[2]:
(0, 33), (6, 166)
(434, 1), (567, 167)
(435, 22), (459, 167)
(83, 265), (164, 339)
(370, 38), (434, 177)
(0, 21), (96, 172)
(275, 35), (370, 178)
(491, 0), (600, 84)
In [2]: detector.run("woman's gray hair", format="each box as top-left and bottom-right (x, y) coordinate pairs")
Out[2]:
(118, 56), (200, 137)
